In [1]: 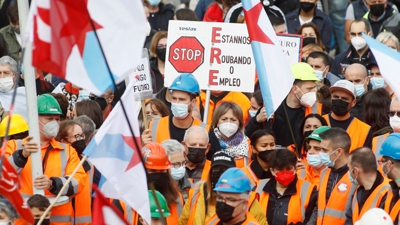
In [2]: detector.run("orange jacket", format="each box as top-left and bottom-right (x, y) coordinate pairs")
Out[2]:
(351, 178), (390, 223)
(73, 163), (93, 225)
(199, 91), (251, 125)
(297, 165), (322, 189)
(149, 116), (210, 143)
(259, 178), (314, 225)
(7, 139), (86, 225)
(241, 161), (267, 190)
(317, 168), (357, 225)
(205, 212), (261, 225)
(305, 102), (323, 116)
(384, 188), (400, 222)
(323, 114), (371, 152)
(187, 160), (211, 185)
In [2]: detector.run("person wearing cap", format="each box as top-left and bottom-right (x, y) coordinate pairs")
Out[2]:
(317, 127), (357, 225)
(248, 62), (321, 148)
(0, 114), (29, 144)
(257, 148), (317, 225)
(138, 191), (171, 225)
(355, 208), (394, 225)
(142, 73), (220, 158)
(379, 133), (400, 224)
(323, 79), (372, 152)
(297, 126), (330, 188)
(344, 63), (371, 122)
(206, 167), (262, 225)
(345, 147), (390, 224)
(178, 151), (267, 225)
(5, 94), (86, 225)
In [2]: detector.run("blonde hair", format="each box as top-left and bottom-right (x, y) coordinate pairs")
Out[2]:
(211, 102), (244, 132)
(376, 32), (399, 51)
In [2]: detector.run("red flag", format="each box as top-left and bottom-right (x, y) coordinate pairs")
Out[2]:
(92, 185), (129, 225)
(0, 157), (34, 224)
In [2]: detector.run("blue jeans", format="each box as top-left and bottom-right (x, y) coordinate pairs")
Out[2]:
(329, 0), (349, 53)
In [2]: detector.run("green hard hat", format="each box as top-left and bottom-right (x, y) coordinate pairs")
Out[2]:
(149, 190), (170, 218)
(37, 94), (62, 115)
(307, 126), (331, 142)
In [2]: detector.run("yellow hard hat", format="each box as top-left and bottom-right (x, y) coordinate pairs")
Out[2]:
(290, 62), (319, 81)
(0, 114), (29, 137)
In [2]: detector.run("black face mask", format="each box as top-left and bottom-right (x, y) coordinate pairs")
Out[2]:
(187, 147), (206, 164)
(71, 139), (87, 155)
(156, 48), (166, 62)
(300, 2), (315, 12)
(93, 98), (108, 110)
(211, 168), (227, 189)
(257, 150), (274, 163)
(331, 99), (350, 116)
(303, 37), (316, 47)
(35, 219), (50, 225)
(370, 4), (385, 17)
(147, 173), (169, 190)
(216, 201), (236, 222)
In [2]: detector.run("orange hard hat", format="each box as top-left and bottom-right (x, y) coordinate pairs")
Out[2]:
(142, 142), (172, 170)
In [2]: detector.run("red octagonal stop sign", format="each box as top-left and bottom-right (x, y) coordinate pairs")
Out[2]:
(168, 36), (205, 73)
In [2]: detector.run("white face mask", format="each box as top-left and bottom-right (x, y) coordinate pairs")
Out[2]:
(390, 115), (400, 131)
(40, 120), (60, 139)
(171, 166), (186, 180)
(351, 37), (367, 51)
(0, 221), (10, 225)
(0, 77), (14, 92)
(314, 67), (327, 81)
(171, 102), (190, 119)
(296, 86), (316, 107)
(249, 109), (257, 117)
(219, 122), (239, 138)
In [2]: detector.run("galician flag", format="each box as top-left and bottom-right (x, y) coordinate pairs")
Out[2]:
(83, 81), (150, 223)
(28, 0), (147, 95)
(363, 33), (400, 98)
(242, 0), (294, 118)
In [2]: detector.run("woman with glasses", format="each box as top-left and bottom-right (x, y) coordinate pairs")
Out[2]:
(149, 31), (167, 93)
(161, 139), (191, 202)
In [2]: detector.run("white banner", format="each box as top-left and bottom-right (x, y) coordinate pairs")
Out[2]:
(127, 49), (153, 101)
(277, 34), (302, 66)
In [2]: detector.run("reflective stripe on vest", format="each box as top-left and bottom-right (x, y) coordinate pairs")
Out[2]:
(151, 118), (160, 143)
(75, 216), (91, 223)
(51, 215), (72, 223)
(255, 179), (269, 196)
(8, 140), (24, 173)
(317, 168), (357, 225)
(384, 190), (400, 222)
(352, 183), (390, 222)
(298, 169), (307, 180)
(207, 216), (219, 224)
(311, 103), (319, 114)
(126, 205), (133, 223)
(373, 134), (387, 164)
(241, 165), (258, 186)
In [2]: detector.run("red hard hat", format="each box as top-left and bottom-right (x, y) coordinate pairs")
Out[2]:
(142, 142), (172, 170)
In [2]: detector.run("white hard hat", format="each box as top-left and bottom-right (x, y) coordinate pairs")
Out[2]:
(355, 208), (393, 225)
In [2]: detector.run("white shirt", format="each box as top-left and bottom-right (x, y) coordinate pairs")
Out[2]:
(299, 15), (313, 26)
(0, 87), (28, 121)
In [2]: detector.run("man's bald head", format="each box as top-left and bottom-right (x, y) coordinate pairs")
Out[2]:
(183, 126), (209, 143)
(345, 63), (369, 97)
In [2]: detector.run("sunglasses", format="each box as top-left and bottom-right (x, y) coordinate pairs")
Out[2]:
(388, 111), (400, 117)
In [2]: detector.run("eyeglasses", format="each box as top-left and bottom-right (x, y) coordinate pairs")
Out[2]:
(157, 44), (167, 49)
(377, 159), (391, 165)
(388, 111), (400, 117)
(171, 160), (187, 169)
(68, 133), (85, 141)
(216, 194), (245, 206)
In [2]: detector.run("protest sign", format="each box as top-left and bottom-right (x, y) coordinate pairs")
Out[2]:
(165, 21), (255, 93)
(126, 49), (153, 101)
(277, 34), (302, 65)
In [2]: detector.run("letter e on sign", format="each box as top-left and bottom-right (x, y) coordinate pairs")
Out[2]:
(168, 37), (205, 73)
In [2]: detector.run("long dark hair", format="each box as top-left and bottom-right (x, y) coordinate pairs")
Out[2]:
(296, 113), (327, 154)
(151, 172), (179, 205)
(250, 129), (276, 148)
(364, 88), (391, 134)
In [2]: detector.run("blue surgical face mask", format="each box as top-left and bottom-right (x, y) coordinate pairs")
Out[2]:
(148, 0), (161, 6)
(171, 166), (186, 180)
(249, 110), (257, 118)
(348, 169), (359, 185)
(319, 149), (339, 168)
(370, 77), (385, 89)
(355, 81), (366, 97)
(306, 153), (323, 168)
(171, 102), (190, 119)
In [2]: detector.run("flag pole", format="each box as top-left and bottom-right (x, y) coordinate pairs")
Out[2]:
(202, 89), (211, 123)
(17, 0), (44, 195)
(36, 155), (88, 225)
(86, 9), (166, 225)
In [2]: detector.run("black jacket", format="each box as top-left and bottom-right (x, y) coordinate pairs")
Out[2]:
(149, 3), (175, 31)
(264, 176), (317, 225)
(155, 87), (172, 114)
(330, 45), (377, 78)
(150, 57), (165, 94)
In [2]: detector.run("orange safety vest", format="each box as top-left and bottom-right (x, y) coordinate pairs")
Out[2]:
(372, 133), (390, 173)
(241, 162), (259, 186)
(7, 139), (86, 225)
(187, 160), (211, 185)
(317, 168), (357, 225)
(73, 162), (93, 225)
(323, 114), (371, 152)
(124, 193), (184, 225)
(258, 178), (314, 225)
(305, 102), (323, 116)
(199, 91), (251, 125)
(149, 116), (210, 143)
(205, 212), (261, 225)
(297, 165), (322, 189)
(384, 189), (400, 222)
(351, 179), (390, 223)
